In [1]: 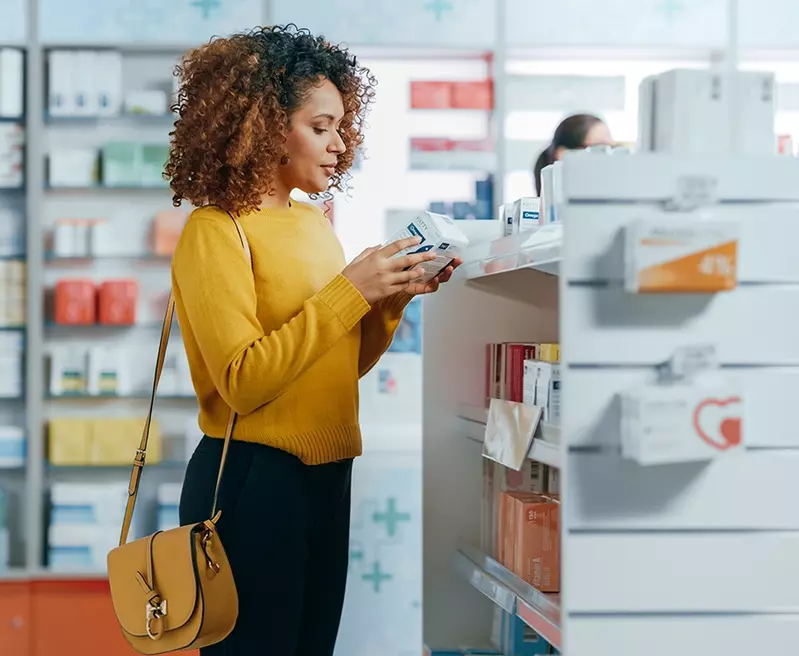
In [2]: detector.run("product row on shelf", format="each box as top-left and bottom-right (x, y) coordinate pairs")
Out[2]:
(48, 141), (171, 189)
(47, 480), (182, 571)
(0, 258), (25, 328)
(410, 79), (494, 111)
(0, 331), (23, 398)
(50, 208), (185, 259)
(49, 342), (194, 398)
(47, 49), (176, 119)
(0, 48), (23, 120)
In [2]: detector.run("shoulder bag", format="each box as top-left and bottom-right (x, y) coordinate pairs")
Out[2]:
(107, 212), (251, 654)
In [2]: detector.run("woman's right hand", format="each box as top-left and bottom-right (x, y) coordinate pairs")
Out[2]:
(342, 237), (437, 304)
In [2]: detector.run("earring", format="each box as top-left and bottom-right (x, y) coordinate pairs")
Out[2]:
(280, 155), (290, 165)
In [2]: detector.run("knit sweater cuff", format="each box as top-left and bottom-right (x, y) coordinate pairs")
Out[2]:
(317, 274), (371, 331)
(379, 292), (415, 318)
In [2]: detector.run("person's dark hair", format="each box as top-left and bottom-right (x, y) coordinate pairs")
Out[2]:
(533, 113), (603, 195)
(164, 24), (377, 214)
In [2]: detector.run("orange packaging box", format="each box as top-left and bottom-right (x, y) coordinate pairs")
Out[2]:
(451, 80), (494, 110)
(151, 210), (188, 256)
(54, 279), (96, 325)
(512, 495), (560, 592)
(500, 491), (543, 571)
(410, 81), (453, 109)
(98, 279), (138, 325)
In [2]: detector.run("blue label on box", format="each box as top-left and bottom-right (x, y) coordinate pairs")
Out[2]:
(407, 223), (426, 244)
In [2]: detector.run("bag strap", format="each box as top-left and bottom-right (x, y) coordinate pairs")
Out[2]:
(119, 212), (253, 547)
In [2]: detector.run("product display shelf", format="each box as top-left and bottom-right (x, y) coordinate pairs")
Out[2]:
(424, 154), (799, 655)
(454, 544), (561, 651)
(44, 113), (176, 125)
(44, 252), (171, 263)
(463, 226), (562, 283)
(45, 393), (195, 401)
(458, 402), (561, 469)
(44, 184), (171, 192)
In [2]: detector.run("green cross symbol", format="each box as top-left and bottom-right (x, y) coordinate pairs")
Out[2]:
(362, 560), (393, 593)
(424, 0), (454, 21)
(657, 0), (683, 22)
(372, 498), (411, 537)
(191, 0), (221, 19)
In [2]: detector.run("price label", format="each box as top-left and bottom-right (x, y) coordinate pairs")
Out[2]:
(625, 216), (739, 293)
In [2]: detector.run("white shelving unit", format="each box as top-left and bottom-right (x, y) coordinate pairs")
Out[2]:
(423, 152), (799, 654)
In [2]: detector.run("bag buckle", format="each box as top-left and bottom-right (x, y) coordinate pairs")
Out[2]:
(201, 529), (221, 575)
(146, 599), (167, 640)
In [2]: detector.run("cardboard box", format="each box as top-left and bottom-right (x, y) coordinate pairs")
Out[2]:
(410, 81), (452, 109)
(512, 494), (560, 592)
(98, 279), (138, 325)
(452, 80), (493, 110)
(385, 210), (469, 284)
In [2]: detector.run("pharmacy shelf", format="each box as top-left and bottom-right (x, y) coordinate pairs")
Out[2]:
(45, 113), (175, 125)
(45, 393), (195, 401)
(45, 321), (169, 330)
(0, 254), (25, 261)
(44, 253), (171, 263)
(454, 545), (561, 651)
(409, 150), (496, 172)
(45, 185), (170, 192)
(458, 402), (561, 468)
(0, 325), (25, 331)
(463, 226), (562, 282)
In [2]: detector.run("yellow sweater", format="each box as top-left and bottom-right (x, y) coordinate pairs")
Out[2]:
(171, 203), (412, 465)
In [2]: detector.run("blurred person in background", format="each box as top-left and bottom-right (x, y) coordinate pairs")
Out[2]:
(533, 113), (613, 194)
(166, 24), (459, 656)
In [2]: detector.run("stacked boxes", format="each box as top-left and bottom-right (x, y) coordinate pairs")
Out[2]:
(0, 425), (25, 468)
(0, 331), (23, 398)
(48, 482), (128, 571)
(48, 417), (162, 466)
(53, 278), (138, 325)
(0, 259), (25, 327)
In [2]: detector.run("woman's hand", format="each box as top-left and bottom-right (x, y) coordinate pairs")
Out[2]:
(403, 257), (463, 297)
(342, 237), (437, 305)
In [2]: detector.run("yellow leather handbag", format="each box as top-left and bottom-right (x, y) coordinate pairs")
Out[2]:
(107, 213), (251, 654)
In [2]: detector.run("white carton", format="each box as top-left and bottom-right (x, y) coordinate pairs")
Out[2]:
(620, 381), (742, 466)
(512, 197), (540, 234)
(385, 210), (468, 284)
(522, 359), (537, 407)
(535, 362), (561, 423)
(624, 216), (739, 293)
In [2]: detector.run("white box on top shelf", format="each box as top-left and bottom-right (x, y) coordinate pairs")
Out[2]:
(0, 48), (23, 118)
(638, 69), (776, 157)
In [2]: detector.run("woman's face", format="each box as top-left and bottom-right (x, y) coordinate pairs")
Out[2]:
(554, 121), (614, 160)
(278, 78), (347, 195)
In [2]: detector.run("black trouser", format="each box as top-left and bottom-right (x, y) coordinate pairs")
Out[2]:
(179, 436), (353, 655)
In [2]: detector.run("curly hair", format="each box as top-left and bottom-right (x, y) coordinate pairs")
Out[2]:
(164, 24), (377, 214)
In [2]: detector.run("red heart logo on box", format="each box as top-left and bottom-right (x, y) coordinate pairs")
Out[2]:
(692, 396), (742, 451)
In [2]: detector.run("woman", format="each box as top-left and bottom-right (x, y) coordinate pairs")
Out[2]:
(166, 25), (459, 655)
(533, 113), (613, 194)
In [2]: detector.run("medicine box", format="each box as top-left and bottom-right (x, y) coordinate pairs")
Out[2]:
(513, 197), (540, 234)
(534, 362), (561, 423)
(0, 425), (24, 468)
(385, 210), (468, 284)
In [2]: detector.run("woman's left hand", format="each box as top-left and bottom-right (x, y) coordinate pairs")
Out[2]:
(404, 257), (463, 296)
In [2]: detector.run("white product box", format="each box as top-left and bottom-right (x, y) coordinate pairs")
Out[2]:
(49, 149), (97, 187)
(522, 359), (537, 407)
(0, 425), (25, 468)
(50, 483), (128, 526)
(500, 203), (514, 236)
(0, 48), (24, 118)
(47, 524), (117, 572)
(625, 216), (739, 294)
(96, 50), (123, 116)
(385, 210), (469, 284)
(539, 161), (563, 224)
(620, 380), (743, 466)
(511, 197), (540, 234)
(49, 348), (88, 396)
(87, 347), (127, 396)
(638, 69), (775, 157)
(534, 362), (561, 423)
(0, 332), (22, 397)
(157, 483), (182, 531)
(48, 50), (75, 117)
